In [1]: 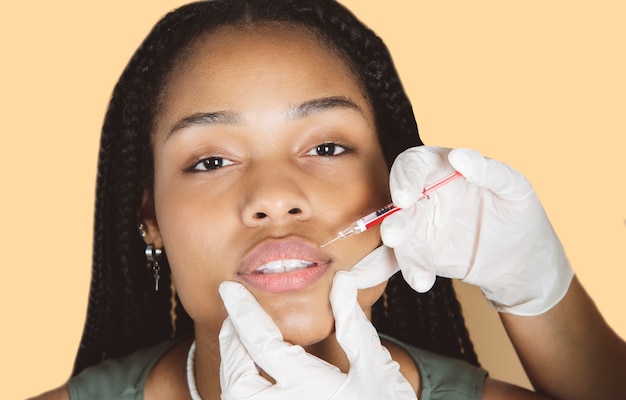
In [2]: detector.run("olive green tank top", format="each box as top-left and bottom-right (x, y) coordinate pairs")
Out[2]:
(68, 334), (486, 399)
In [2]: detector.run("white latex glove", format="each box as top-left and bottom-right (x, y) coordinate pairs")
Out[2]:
(218, 247), (416, 400)
(380, 146), (574, 316)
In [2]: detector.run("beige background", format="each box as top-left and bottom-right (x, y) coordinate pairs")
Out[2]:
(2, 1), (624, 398)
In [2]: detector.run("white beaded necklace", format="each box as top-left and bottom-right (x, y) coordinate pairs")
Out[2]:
(186, 341), (203, 400)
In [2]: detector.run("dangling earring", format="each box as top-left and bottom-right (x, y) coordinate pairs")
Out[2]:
(145, 243), (163, 291)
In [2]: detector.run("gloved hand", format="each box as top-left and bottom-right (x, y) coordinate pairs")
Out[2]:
(380, 146), (574, 316)
(218, 247), (416, 400)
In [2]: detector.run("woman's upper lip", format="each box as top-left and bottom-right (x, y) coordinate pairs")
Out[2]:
(238, 238), (331, 274)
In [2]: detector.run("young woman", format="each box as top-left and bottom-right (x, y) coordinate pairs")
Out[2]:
(31, 1), (626, 399)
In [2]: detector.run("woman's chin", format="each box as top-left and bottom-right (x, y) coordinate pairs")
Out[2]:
(271, 309), (347, 371)
(280, 323), (335, 347)
(256, 284), (386, 347)
(268, 305), (335, 347)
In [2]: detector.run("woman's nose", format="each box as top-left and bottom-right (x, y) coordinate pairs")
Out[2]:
(241, 168), (312, 227)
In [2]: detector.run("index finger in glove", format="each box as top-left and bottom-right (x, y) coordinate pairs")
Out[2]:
(349, 245), (400, 289)
(331, 271), (390, 370)
(448, 148), (533, 200)
(219, 281), (336, 382)
(390, 146), (453, 208)
(219, 317), (271, 396)
(219, 281), (284, 346)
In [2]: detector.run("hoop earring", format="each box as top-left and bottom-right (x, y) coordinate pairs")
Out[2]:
(145, 243), (163, 291)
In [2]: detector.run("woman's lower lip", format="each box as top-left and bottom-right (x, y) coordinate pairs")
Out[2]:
(239, 264), (328, 294)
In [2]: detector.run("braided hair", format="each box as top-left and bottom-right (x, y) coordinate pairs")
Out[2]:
(73, 0), (477, 376)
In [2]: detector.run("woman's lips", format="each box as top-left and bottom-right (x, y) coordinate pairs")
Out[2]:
(238, 239), (331, 293)
(254, 259), (317, 274)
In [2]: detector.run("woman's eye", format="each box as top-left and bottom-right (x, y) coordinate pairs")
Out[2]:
(190, 157), (234, 172)
(307, 143), (347, 157)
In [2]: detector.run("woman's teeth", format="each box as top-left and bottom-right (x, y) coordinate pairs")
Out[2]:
(255, 259), (316, 274)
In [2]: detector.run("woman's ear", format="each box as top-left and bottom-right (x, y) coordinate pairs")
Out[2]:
(138, 190), (163, 248)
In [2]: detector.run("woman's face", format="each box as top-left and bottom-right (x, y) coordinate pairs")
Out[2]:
(144, 22), (390, 346)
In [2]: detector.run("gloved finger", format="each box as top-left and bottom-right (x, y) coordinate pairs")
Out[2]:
(331, 271), (391, 371)
(219, 281), (283, 346)
(219, 317), (271, 397)
(448, 148), (533, 201)
(219, 281), (334, 382)
(394, 238), (437, 293)
(389, 146), (452, 208)
(349, 246), (400, 289)
(331, 273), (417, 399)
(380, 193), (433, 249)
(380, 209), (416, 248)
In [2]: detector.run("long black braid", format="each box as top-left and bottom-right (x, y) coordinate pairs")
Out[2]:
(73, 0), (477, 376)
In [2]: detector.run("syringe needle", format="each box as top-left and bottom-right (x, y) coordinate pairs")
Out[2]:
(320, 236), (340, 248)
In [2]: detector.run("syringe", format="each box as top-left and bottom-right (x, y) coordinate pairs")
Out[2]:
(320, 171), (463, 247)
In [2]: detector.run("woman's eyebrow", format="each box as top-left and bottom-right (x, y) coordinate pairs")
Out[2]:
(168, 111), (240, 139)
(167, 96), (362, 139)
(287, 96), (363, 120)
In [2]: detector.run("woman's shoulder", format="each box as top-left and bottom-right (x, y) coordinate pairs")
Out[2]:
(380, 334), (488, 400)
(380, 336), (421, 393)
(28, 385), (70, 400)
(57, 337), (189, 400)
(144, 337), (194, 399)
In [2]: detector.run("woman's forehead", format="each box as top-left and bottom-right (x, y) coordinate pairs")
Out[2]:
(172, 22), (353, 83)
(155, 21), (372, 131)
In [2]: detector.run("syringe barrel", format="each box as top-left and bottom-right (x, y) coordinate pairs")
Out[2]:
(326, 171), (463, 247)
(361, 203), (400, 230)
